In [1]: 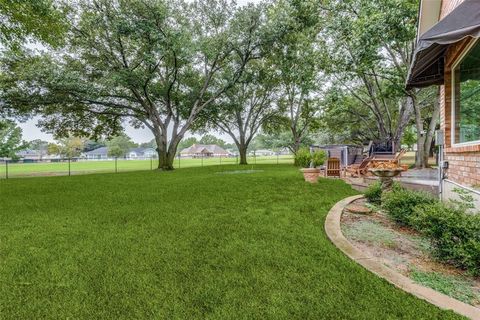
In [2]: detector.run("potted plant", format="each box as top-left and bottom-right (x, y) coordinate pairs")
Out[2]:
(295, 148), (327, 183)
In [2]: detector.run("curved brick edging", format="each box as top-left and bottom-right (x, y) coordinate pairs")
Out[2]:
(325, 195), (480, 320)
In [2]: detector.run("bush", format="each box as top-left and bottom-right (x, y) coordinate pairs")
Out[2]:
(364, 182), (382, 205)
(294, 148), (326, 168)
(311, 150), (327, 167)
(381, 187), (435, 226)
(294, 148), (312, 168)
(412, 203), (480, 275)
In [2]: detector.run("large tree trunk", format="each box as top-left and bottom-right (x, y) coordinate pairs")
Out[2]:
(393, 96), (415, 153)
(156, 147), (173, 170)
(414, 92), (440, 169)
(238, 144), (248, 165)
(153, 127), (176, 171)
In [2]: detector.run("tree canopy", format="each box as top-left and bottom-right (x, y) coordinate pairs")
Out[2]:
(0, 0), (440, 169)
(0, 0), (67, 48)
(0, 119), (26, 159)
(1, 0), (271, 169)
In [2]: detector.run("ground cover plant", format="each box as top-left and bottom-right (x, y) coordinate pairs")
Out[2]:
(0, 165), (464, 319)
(410, 269), (480, 305)
(380, 186), (480, 276)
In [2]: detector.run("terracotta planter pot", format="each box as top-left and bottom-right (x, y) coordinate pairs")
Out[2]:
(300, 168), (321, 183)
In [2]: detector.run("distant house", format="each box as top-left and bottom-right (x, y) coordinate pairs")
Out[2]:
(16, 149), (44, 161)
(251, 149), (275, 156)
(85, 147), (157, 159)
(128, 147), (156, 159)
(15, 149), (59, 161)
(84, 147), (109, 160)
(180, 144), (230, 158)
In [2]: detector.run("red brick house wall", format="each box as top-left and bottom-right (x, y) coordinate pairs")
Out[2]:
(439, 0), (480, 189)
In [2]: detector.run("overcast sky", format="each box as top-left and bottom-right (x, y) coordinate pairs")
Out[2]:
(18, 0), (263, 144)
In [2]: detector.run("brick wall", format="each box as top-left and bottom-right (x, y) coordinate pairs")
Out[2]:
(439, 0), (480, 188)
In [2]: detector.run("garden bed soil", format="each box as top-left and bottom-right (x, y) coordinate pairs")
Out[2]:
(341, 198), (480, 308)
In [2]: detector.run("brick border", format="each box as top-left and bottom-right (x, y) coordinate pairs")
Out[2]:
(325, 195), (480, 320)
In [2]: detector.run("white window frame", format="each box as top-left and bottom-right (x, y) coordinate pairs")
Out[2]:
(451, 38), (480, 147)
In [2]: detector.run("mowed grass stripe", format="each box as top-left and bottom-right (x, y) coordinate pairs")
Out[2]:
(0, 165), (464, 319)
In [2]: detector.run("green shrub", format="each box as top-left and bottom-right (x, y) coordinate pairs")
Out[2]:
(364, 182), (382, 205)
(412, 203), (480, 275)
(294, 148), (312, 168)
(381, 187), (435, 226)
(311, 150), (327, 167)
(294, 148), (326, 168)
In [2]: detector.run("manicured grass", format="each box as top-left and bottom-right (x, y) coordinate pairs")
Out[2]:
(0, 155), (293, 178)
(0, 165), (464, 319)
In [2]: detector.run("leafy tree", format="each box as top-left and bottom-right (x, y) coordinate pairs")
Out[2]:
(0, 0), (267, 170)
(198, 60), (280, 164)
(57, 137), (84, 158)
(139, 139), (156, 149)
(266, 0), (322, 155)
(319, 0), (418, 149)
(254, 131), (313, 154)
(0, 120), (26, 159)
(177, 137), (198, 153)
(0, 0), (67, 48)
(199, 135), (227, 148)
(47, 142), (60, 155)
(106, 134), (136, 158)
(320, 87), (382, 145)
(83, 139), (106, 152)
(401, 126), (417, 151)
(28, 139), (49, 159)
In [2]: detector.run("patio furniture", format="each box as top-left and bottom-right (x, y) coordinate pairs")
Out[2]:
(325, 157), (341, 178)
(372, 149), (407, 166)
(345, 156), (373, 177)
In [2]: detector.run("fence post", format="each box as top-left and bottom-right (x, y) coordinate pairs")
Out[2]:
(150, 156), (152, 170)
(277, 153), (279, 164)
(5, 160), (8, 179)
(178, 155), (180, 168)
(254, 152), (256, 164)
(201, 154), (204, 167)
(115, 157), (118, 173)
(68, 158), (71, 176)
(236, 155), (238, 164)
(219, 156), (221, 165)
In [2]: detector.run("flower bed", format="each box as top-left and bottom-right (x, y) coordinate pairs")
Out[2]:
(341, 198), (480, 308)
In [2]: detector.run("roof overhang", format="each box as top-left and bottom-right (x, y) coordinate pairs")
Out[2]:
(406, 0), (480, 89)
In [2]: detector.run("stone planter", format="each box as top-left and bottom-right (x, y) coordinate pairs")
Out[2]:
(368, 168), (405, 192)
(301, 168), (321, 183)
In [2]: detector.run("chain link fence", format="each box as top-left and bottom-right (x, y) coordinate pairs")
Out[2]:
(0, 154), (294, 179)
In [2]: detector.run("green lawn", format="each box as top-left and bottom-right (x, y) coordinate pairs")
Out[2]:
(0, 165), (463, 319)
(0, 155), (293, 178)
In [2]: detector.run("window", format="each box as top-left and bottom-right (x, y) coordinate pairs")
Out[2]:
(452, 40), (480, 145)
